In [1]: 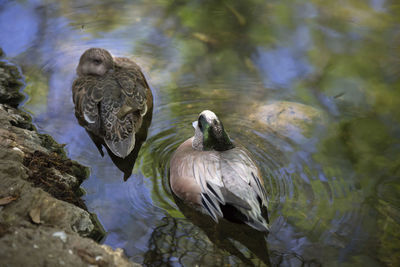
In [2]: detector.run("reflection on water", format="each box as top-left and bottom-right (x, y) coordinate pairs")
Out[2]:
(1, 0), (400, 266)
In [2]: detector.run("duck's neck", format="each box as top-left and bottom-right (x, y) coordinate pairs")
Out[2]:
(204, 130), (235, 151)
(192, 131), (204, 150)
(192, 131), (235, 152)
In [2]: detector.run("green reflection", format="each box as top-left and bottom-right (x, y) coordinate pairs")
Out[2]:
(23, 67), (49, 115)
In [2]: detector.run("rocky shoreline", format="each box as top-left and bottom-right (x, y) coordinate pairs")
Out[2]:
(0, 50), (139, 266)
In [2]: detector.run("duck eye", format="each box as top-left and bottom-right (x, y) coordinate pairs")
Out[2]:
(93, 59), (102, 65)
(198, 115), (205, 130)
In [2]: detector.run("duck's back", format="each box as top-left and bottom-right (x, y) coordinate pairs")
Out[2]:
(170, 138), (269, 231)
(72, 57), (151, 158)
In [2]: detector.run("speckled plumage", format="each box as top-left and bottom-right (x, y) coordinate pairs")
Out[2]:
(169, 110), (270, 232)
(72, 48), (152, 159)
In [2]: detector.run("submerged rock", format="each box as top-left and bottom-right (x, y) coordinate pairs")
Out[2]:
(249, 101), (325, 143)
(0, 55), (138, 266)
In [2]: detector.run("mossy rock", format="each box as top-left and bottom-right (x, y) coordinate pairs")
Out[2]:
(0, 61), (25, 107)
(250, 101), (325, 142)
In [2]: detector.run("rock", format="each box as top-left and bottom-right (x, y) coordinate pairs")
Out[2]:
(0, 104), (34, 130)
(0, 182), (94, 236)
(0, 105), (95, 237)
(0, 52), (139, 266)
(0, 226), (139, 267)
(0, 61), (24, 107)
(249, 101), (325, 143)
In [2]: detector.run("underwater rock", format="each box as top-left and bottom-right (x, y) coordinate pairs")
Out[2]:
(249, 101), (325, 143)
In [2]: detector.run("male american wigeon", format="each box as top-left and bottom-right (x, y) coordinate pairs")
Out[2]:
(72, 48), (153, 160)
(169, 110), (270, 232)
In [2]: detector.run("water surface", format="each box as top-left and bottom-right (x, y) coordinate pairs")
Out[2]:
(1, 0), (399, 266)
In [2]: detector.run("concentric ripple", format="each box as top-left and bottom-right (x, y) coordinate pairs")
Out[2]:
(132, 84), (365, 265)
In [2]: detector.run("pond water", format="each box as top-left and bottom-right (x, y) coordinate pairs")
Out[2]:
(1, 0), (400, 266)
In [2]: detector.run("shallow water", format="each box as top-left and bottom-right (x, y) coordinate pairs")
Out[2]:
(1, 0), (400, 266)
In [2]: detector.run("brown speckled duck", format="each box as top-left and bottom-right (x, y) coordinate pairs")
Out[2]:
(169, 110), (270, 232)
(72, 48), (153, 159)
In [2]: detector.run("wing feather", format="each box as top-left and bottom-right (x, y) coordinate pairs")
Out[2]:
(114, 59), (148, 117)
(221, 149), (268, 206)
(72, 76), (103, 129)
(220, 148), (269, 231)
(192, 152), (225, 221)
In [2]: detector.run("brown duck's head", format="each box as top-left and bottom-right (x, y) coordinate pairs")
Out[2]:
(76, 48), (114, 76)
(192, 110), (235, 151)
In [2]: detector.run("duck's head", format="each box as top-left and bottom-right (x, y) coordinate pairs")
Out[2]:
(192, 110), (235, 151)
(77, 48), (114, 76)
